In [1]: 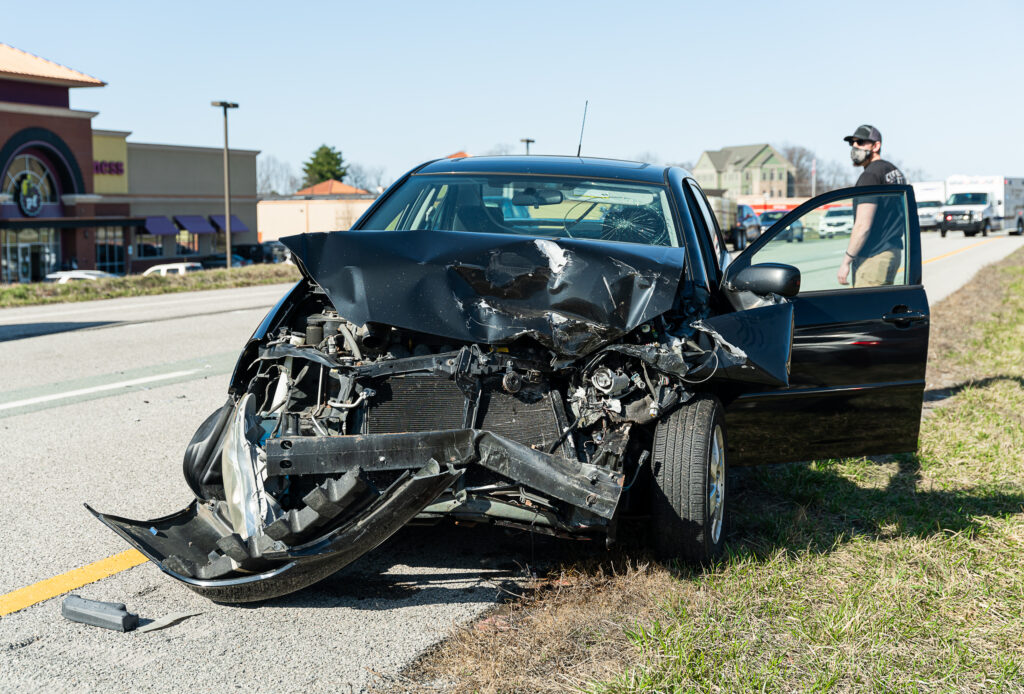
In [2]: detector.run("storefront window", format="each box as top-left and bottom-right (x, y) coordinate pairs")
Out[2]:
(176, 231), (199, 255)
(95, 226), (125, 274)
(136, 233), (165, 258)
(1, 228), (59, 283)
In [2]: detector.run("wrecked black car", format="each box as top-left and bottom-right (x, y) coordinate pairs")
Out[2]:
(91, 156), (930, 602)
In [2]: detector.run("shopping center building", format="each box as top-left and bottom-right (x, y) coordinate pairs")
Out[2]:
(1, 43), (257, 283)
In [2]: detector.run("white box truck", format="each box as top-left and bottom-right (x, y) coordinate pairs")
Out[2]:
(913, 181), (946, 231)
(940, 175), (1024, 237)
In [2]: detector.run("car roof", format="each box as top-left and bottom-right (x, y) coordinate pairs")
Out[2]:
(415, 155), (670, 184)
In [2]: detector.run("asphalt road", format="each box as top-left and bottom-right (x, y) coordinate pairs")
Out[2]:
(1, 229), (1021, 692)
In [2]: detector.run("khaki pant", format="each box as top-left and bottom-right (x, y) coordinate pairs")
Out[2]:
(854, 248), (901, 287)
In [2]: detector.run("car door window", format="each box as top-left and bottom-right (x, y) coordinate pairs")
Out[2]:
(745, 190), (910, 292)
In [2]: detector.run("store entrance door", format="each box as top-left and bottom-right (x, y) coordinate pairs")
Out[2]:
(18, 244), (31, 283)
(17, 243), (51, 282)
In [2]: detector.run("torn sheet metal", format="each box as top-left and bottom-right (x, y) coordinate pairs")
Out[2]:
(601, 303), (793, 387)
(281, 230), (684, 357)
(698, 302), (793, 386)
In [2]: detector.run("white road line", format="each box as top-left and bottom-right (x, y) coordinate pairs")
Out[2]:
(0, 370), (198, 411)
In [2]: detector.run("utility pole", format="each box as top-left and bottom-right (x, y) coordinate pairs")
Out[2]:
(811, 157), (817, 197)
(520, 138), (535, 155)
(211, 101), (238, 269)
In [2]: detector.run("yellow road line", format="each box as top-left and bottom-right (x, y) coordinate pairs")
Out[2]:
(0, 550), (147, 617)
(923, 238), (999, 265)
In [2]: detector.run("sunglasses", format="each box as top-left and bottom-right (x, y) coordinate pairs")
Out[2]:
(850, 139), (872, 146)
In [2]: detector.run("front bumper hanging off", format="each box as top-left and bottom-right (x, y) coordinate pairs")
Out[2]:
(87, 459), (463, 603)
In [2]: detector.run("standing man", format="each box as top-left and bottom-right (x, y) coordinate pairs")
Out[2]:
(837, 124), (907, 287)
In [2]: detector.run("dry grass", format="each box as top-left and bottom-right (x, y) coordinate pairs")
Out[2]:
(0, 262), (301, 308)
(392, 247), (1024, 694)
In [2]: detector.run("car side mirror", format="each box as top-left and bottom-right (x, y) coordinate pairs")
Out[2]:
(727, 262), (801, 297)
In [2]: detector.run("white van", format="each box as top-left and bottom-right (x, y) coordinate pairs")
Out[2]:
(142, 262), (204, 277)
(940, 175), (1024, 237)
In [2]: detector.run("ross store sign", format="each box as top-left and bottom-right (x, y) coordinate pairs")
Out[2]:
(93, 160), (125, 175)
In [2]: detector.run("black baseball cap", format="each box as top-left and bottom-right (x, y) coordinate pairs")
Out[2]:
(843, 124), (881, 144)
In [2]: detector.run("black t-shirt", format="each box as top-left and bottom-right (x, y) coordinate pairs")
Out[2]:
(854, 159), (907, 260)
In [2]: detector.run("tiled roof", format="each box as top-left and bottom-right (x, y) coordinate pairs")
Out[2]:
(700, 144), (781, 172)
(294, 179), (369, 195)
(0, 43), (105, 87)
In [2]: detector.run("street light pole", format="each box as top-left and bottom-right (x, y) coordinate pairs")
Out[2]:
(211, 101), (238, 270)
(520, 138), (535, 155)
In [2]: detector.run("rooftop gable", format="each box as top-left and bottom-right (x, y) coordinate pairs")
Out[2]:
(295, 179), (369, 196)
(0, 43), (105, 88)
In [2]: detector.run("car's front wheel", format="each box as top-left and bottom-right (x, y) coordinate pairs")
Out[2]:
(649, 395), (727, 563)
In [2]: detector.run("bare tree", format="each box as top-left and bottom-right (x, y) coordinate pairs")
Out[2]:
(668, 160), (696, 171)
(888, 157), (929, 183)
(777, 143), (816, 196)
(818, 160), (854, 191)
(346, 163), (390, 193)
(257, 155), (300, 195)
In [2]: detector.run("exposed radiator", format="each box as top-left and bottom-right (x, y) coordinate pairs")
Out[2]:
(478, 385), (563, 453)
(365, 375), (467, 433)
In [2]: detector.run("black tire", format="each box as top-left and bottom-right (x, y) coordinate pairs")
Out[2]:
(649, 395), (727, 563)
(965, 230), (977, 238)
(735, 228), (746, 251)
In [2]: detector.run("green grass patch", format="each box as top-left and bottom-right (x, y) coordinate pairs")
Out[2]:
(590, 252), (1024, 693)
(0, 263), (301, 308)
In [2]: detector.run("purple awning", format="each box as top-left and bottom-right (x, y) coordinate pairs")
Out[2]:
(209, 214), (249, 233)
(143, 216), (178, 236)
(173, 215), (216, 234)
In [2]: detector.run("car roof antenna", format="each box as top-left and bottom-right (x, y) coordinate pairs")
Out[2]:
(576, 100), (589, 157)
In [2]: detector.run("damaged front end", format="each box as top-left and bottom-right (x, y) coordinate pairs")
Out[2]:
(91, 231), (793, 602)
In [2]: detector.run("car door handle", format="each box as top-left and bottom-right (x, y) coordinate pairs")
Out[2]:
(883, 311), (927, 324)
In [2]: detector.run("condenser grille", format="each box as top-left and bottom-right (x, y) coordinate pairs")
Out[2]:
(365, 375), (467, 433)
(479, 387), (562, 452)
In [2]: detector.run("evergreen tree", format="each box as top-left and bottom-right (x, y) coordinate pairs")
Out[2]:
(302, 145), (347, 187)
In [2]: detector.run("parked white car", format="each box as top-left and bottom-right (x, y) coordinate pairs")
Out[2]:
(916, 200), (943, 231)
(818, 206), (854, 238)
(142, 262), (204, 277)
(43, 270), (116, 284)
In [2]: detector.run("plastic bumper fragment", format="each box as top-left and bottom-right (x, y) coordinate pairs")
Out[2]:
(61, 595), (138, 632)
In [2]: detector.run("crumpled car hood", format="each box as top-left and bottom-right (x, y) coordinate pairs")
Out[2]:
(282, 230), (685, 357)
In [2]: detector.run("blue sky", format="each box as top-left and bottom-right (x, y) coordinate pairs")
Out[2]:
(6, 0), (1023, 184)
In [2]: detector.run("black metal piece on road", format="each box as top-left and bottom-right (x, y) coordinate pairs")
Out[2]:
(61, 595), (138, 632)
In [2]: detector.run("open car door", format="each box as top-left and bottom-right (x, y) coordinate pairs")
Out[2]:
(721, 184), (929, 465)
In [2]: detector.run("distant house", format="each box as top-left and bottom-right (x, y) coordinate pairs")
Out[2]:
(692, 144), (796, 198)
(257, 179), (377, 242)
(294, 179), (369, 196)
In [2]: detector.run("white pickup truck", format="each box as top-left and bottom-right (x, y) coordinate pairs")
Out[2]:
(939, 175), (1024, 237)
